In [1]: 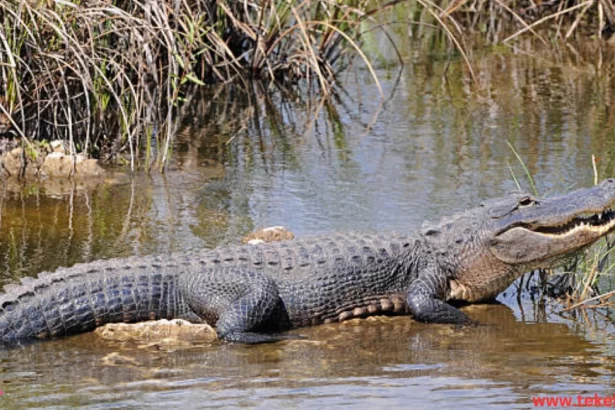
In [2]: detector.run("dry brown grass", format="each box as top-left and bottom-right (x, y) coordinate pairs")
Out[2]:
(1, 1), (612, 170)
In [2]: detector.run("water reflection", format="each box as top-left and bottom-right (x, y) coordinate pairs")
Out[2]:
(0, 303), (613, 409)
(0, 168), (233, 284)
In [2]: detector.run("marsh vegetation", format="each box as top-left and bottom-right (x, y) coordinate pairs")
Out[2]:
(1, 0), (614, 170)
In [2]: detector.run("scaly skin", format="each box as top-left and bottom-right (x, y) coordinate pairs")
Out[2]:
(1, 180), (615, 345)
(0, 234), (420, 343)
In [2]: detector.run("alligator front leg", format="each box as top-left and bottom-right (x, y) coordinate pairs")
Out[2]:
(406, 265), (472, 325)
(178, 268), (294, 344)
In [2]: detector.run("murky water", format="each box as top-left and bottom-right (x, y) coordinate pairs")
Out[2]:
(2, 304), (615, 409)
(2, 43), (615, 408)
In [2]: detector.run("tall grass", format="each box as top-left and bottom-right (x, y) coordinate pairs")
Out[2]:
(401, 0), (615, 89)
(0, 0), (390, 171)
(412, 0), (615, 45)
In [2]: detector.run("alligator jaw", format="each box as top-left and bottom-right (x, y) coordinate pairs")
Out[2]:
(491, 206), (615, 265)
(532, 207), (615, 237)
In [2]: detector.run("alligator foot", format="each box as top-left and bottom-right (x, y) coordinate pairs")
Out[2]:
(406, 274), (473, 325)
(408, 296), (472, 325)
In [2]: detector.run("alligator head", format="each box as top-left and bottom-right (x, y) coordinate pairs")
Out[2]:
(442, 179), (615, 303)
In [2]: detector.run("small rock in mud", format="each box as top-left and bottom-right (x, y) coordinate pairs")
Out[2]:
(41, 152), (104, 178)
(40, 152), (73, 177)
(75, 157), (105, 176)
(50, 140), (65, 154)
(242, 226), (295, 245)
(0, 147), (23, 177)
(94, 319), (217, 345)
(0, 142), (105, 179)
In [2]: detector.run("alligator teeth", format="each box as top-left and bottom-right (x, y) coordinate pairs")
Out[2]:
(539, 212), (615, 238)
(533, 207), (615, 236)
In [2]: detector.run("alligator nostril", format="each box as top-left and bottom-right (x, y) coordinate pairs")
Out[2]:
(606, 179), (615, 184)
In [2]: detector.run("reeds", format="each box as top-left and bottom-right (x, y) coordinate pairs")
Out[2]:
(0, 0), (388, 171)
(416, 0), (615, 45)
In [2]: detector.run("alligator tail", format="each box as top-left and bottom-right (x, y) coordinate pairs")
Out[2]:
(0, 258), (189, 345)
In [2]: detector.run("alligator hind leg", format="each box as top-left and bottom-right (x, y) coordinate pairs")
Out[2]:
(178, 268), (294, 344)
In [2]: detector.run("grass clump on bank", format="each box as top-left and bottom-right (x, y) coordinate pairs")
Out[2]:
(0, 0), (389, 171)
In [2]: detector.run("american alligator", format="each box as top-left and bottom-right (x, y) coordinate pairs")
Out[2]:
(1, 180), (615, 345)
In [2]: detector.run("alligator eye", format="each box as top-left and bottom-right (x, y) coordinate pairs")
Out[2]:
(518, 197), (535, 207)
